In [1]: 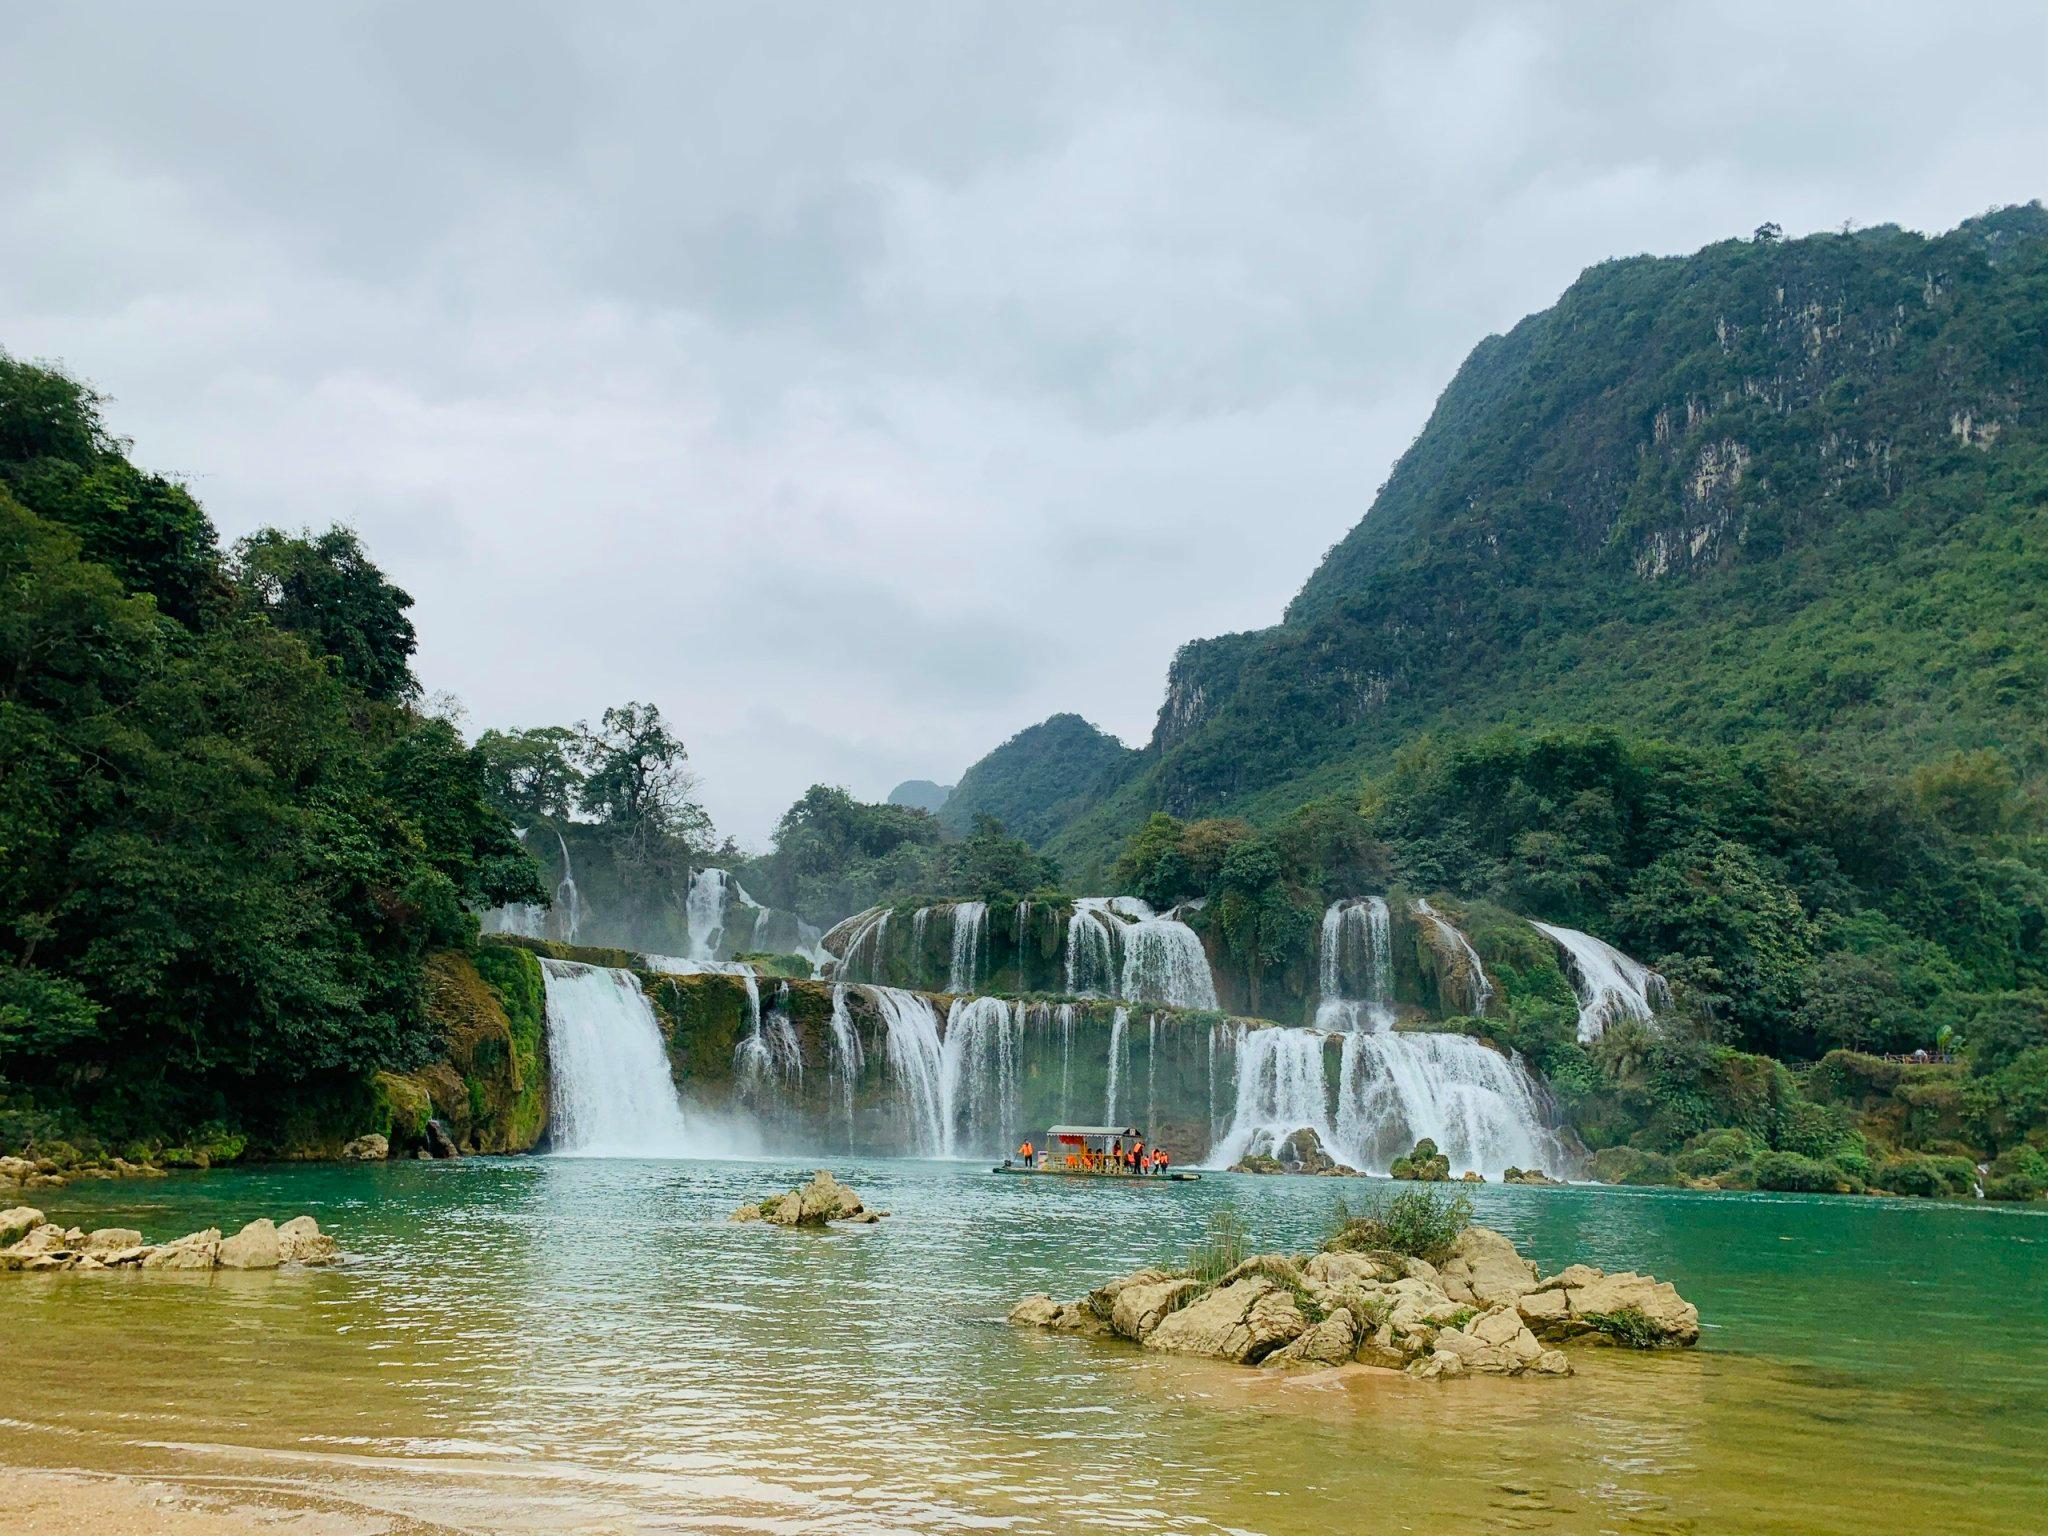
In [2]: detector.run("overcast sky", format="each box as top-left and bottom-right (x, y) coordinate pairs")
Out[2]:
(6, 3), (2045, 844)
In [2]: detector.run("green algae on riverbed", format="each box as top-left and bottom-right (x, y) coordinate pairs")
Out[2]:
(8, 1158), (2045, 1535)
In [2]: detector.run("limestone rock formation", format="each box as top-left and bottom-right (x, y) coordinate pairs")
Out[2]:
(1012, 1219), (1701, 1381)
(732, 1170), (887, 1227)
(1389, 1137), (1451, 1181)
(342, 1134), (390, 1161)
(1, 1214), (340, 1274)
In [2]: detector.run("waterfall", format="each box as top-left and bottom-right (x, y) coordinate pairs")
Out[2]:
(832, 907), (892, 983)
(826, 985), (862, 1137)
(540, 960), (700, 1157)
(1104, 1005), (1131, 1123)
(1334, 1032), (1571, 1179)
(551, 830), (584, 944)
(734, 980), (802, 1100)
(941, 995), (1023, 1157)
(1056, 1002), (1076, 1120)
(1118, 904), (1220, 1010)
(948, 901), (988, 993)
(1316, 896), (1395, 1031)
(1146, 1012), (1160, 1132)
(640, 953), (757, 978)
(1414, 898), (1494, 1015)
(1066, 900), (1118, 995)
(686, 868), (729, 960)
(1530, 921), (1670, 1042)
(867, 985), (945, 1156)
(1205, 1023), (1569, 1178)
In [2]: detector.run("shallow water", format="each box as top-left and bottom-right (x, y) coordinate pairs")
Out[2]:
(9, 1159), (2045, 1534)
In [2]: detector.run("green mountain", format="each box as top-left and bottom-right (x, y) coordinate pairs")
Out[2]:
(1020, 205), (2048, 875)
(937, 713), (1139, 845)
(885, 779), (953, 815)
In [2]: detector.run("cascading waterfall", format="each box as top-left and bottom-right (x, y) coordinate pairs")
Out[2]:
(1104, 1005), (1131, 1123)
(941, 995), (1024, 1157)
(1065, 900), (1118, 995)
(1206, 1023), (1568, 1179)
(1334, 1031), (1570, 1178)
(1117, 902), (1220, 1010)
(540, 960), (700, 1156)
(551, 830), (584, 944)
(1316, 896), (1394, 1030)
(1414, 898), (1494, 1015)
(1056, 1002), (1076, 1120)
(867, 985), (945, 1156)
(686, 867), (729, 961)
(1530, 921), (1670, 1042)
(734, 980), (802, 1099)
(826, 985), (862, 1136)
(948, 901), (988, 993)
(831, 908), (892, 983)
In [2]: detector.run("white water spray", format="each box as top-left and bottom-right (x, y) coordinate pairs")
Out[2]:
(541, 960), (700, 1157)
(1316, 896), (1395, 1030)
(1530, 921), (1670, 1042)
(948, 901), (988, 993)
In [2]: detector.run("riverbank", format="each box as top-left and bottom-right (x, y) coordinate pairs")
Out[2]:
(2, 1468), (398, 1536)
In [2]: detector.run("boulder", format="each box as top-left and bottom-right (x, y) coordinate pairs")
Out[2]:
(1009, 1294), (1062, 1328)
(797, 1170), (862, 1222)
(82, 1227), (143, 1257)
(1408, 1348), (1465, 1379)
(1109, 1277), (1199, 1341)
(1144, 1276), (1308, 1364)
(1533, 1349), (1573, 1376)
(141, 1228), (221, 1270)
(424, 1120), (460, 1159)
(1553, 1270), (1700, 1347)
(730, 1203), (764, 1223)
(1516, 1288), (1570, 1328)
(277, 1215), (340, 1265)
(1503, 1167), (1561, 1186)
(1086, 1267), (1176, 1322)
(1302, 1250), (1399, 1289)
(1261, 1308), (1359, 1369)
(1439, 1225), (1539, 1308)
(0, 1206), (44, 1247)
(1009, 1294), (1111, 1337)
(217, 1219), (283, 1270)
(341, 1134), (389, 1161)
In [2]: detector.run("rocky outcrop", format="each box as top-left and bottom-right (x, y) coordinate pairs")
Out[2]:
(1, 1214), (340, 1274)
(1389, 1137), (1451, 1181)
(1503, 1166), (1562, 1185)
(1230, 1128), (1360, 1177)
(731, 1169), (888, 1227)
(341, 1134), (389, 1161)
(1011, 1221), (1699, 1381)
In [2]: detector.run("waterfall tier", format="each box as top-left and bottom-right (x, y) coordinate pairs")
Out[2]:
(1529, 921), (1670, 1041)
(1316, 896), (1395, 1031)
(540, 960), (703, 1157)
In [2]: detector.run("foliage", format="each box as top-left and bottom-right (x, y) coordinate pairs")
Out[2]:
(938, 713), (1139, 845)
(1323, 1186), (1473, 1264)
(231, 525), (420, 702)
(476, 726), (586, 821)
(1184, 1205), (1250, 1284)
(1581, 1307), (1664, 1349)
(0, 353), (540, 1150)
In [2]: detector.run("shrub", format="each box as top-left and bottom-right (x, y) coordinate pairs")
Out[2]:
(1185, 1207), (1250, 1284)
(1324, 1187), (1473, 1264)
(1589, 1146), (1681, 1186)
(1674, 1127), (1765, 1178)
(1751, 1150), (1849, 1193)
(1582, 1306), (1663, 1349)
(1982, 1146), (2045, 1201)
(1879, 1153), (1977, 1199)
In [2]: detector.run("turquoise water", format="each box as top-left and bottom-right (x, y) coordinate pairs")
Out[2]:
(8, 1158), (2045, 1534)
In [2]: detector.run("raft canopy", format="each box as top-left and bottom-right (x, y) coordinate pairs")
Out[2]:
(1045, 1125), (1142, 1147)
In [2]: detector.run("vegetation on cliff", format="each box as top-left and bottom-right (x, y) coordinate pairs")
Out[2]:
(0, 352), (542, 1158)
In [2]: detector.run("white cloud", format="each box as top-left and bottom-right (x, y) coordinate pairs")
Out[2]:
(3, 1), (2042, 842)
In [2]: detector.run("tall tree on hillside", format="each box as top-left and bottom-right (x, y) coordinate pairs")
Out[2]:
(232, 526), (420, 702)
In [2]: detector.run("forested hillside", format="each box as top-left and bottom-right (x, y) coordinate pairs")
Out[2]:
(0, 354), (542, 1155)
(994, 206), (2048, 874)
(937, 712), (1138, 844)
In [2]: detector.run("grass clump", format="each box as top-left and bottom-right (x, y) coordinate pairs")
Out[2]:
(1324, 1187), (1474, 1265)
(1184, 1206), (1250, 1284)
(1582, 1306), (1662, 1349)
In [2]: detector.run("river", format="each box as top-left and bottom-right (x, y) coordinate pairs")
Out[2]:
(8, 1158), (2044, 1534)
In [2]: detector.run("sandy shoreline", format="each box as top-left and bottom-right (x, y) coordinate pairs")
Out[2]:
(2, 1465), (442, 1536)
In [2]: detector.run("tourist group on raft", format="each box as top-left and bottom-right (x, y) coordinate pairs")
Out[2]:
(1014, 1135), (1172, 1175)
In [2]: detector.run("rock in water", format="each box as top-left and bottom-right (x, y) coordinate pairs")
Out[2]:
(1144, 1277), (1307, 1364)
(1439, 1225), (1540, 1308)
(277, 1215), (341, 1265)
(733, 1170), (886, 1227)
(0, 1206), (44, 1247)
(424, 1120), (460, 1159)
(218, 1219), (284, 1269)
(141, 1228), (222, 1270)
(341, 1134), (389, 1161)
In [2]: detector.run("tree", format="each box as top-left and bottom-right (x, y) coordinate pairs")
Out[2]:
(232, 526), (419, 702)
(576, 702), (710, 841)
(476, 726), (585, 821)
